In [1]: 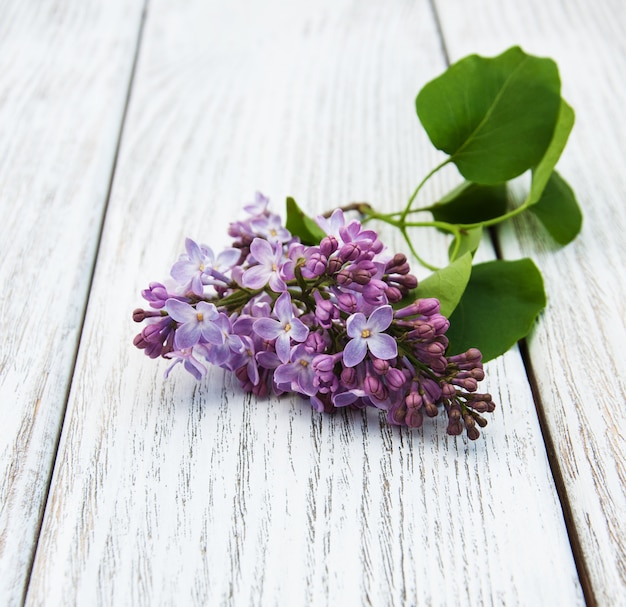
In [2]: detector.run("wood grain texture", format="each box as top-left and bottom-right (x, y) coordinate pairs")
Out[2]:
(25, 1), (583, 605)
(0, 1), (145, 604)
(433, 0), (626, 604)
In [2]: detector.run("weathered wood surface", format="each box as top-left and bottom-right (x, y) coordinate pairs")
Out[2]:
(434, 1), (626, 604)
(20, 1), (587, 606)
(0, 1), (145, 604)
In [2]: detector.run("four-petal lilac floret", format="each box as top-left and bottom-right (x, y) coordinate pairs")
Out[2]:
(253, 292), (309, 363)
(165, 299), (223, 349)
(171, 238), (240, 295)
(343, 305), (397, 367)
(274, 345), (317, 396)
(242, 238), (287, 292)
(250, 213), (292, 244)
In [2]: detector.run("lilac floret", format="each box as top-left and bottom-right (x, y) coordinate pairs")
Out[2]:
(274, 345), (317, 396)
(165, 299), (223, 349)
(253, 292), (309, 363)
(242, 238), (287, 292)
(164, 347), (207, 380)
(343, 305), (397, 367)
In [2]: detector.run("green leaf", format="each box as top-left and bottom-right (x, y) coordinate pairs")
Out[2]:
(446, 259), (546, 362)
(449, 226), (483, 260)
(410, 252), (473, 317)
(431, 181), (508, 223)
(527, 100), (575, 206)
(529, 171), (582, 244)
(416, 46), (562, 184)
(285, 197), (326, 245)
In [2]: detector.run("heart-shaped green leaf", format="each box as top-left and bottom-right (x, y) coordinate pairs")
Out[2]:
(416, 47), (562, 184)
(285, 197), (326, 245)
(446, 259), (546, 361)
(529, 171), (582, 244)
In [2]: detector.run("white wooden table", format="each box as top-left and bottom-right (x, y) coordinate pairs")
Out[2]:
(1, 1), (624, 605)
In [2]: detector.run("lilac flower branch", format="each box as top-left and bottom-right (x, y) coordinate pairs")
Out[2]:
(133, 195), (496, 440)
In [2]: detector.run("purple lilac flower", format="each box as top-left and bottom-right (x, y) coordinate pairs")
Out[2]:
(274, 345), (317, 396)
(141, 282), (175, 309)
(243, 191), (270, 216)
(170, 238), (212, 296)
(315, 208), (346, 238)
(253, 292), (309, 363)
(165, 299), (223, 349)
(204, 313), (243, 367)
(250, 213), (292, 244)
(171, 238), (240, 295)
(164, 347), (207, 380)
(230, 335), (259, 385)
(343, 305), (397, 367)
(241, 238), (287, 292)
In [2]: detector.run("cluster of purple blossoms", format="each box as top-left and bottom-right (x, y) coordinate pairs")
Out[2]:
(133, 192), (495, 439)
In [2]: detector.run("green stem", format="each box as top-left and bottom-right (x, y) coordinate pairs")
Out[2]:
(401, 158), (450, 223)
(457, 196), (531, 229)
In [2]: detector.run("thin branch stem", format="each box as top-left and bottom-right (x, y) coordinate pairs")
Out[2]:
(401, 158), (450, 223)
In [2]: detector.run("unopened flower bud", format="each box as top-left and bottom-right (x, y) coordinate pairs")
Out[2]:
(453, 377), (478, 392)
(386, 368), (406, 391)
(446, 420), (463, 436)
(396, 274), (418, 290)
(395, 298), (440, 319)
(306, 252), (327, 277)
(341, 366), (358, 388)
(326, 257), (343, 275)
(372, 358), (390, 375)
(384, 286), (403, 303)
(442, 383), (456, 399)
(424, 402), (439, 417)
(133, 308), (148, 322)
(405, 408), (424, 428)
(339, 242), (360, 262)
(364, 375), (388, 401)
(390, 405), (407, 424)
(319, 235), (338, 257)
(313, 354), (336, 373)
(336, 293), (358, 313)
(336, 269), (352, 285)
(405, 392), (423, 409)
(385, 253), (407, 273)
(429, 315), (450, 335)
(474, 414), (489, 428)
(364, 374), (382, 397)
(362, 281), (386, 305)
(352, 269), (371, 285)
(466, 426), (480, 440)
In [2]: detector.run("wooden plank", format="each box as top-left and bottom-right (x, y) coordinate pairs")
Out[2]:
(0, 1), (145, 604)
(26, 1), (584, 605)
(433, 0), (626, 604)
